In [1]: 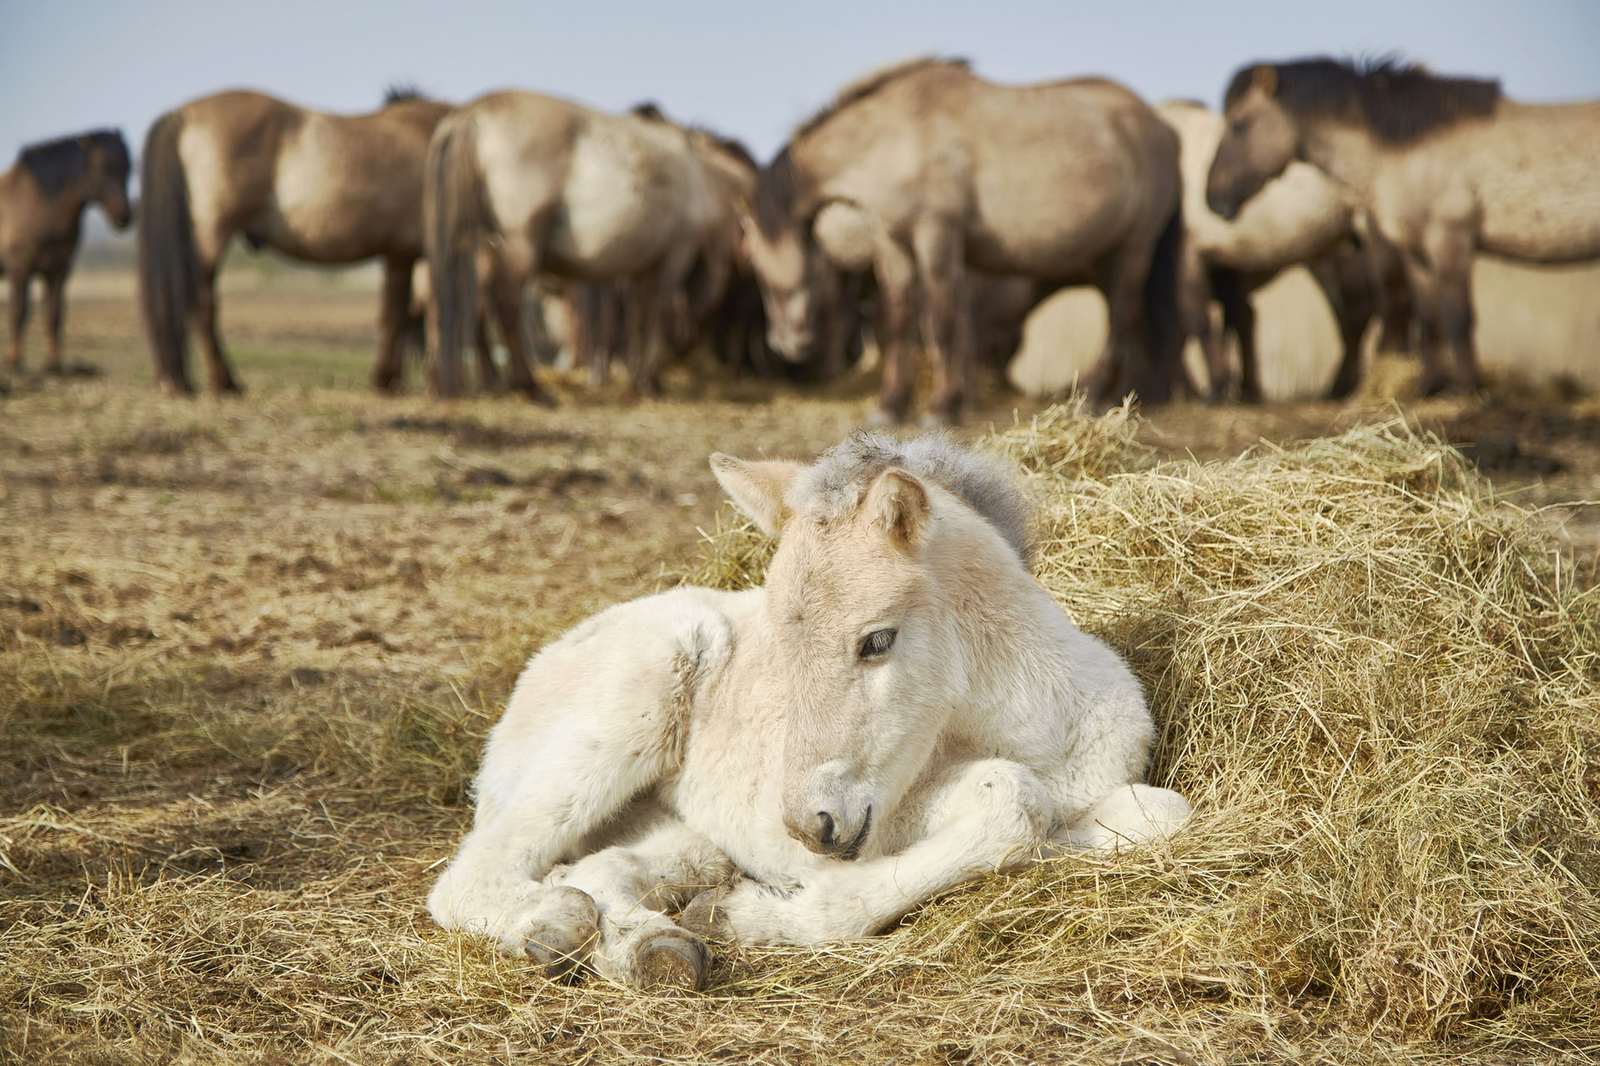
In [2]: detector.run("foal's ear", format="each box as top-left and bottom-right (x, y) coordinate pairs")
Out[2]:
(1251, 64), (1278, 98)
(864, 468), (930, 552)
(709, 454), (802, 536)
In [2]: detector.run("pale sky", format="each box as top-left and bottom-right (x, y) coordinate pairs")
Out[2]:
(4, 1), (1596, 169)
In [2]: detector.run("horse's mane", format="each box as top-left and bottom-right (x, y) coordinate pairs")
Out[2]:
(15, 129), (128, 195)
(1161, 97), (1210, 111)
(383, 83), (427, 105)
(792, 432), (1034, 565)
(629, 101), (757, 175)
(1227, 55), (1501, 144)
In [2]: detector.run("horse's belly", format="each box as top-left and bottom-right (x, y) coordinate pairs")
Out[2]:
(548, 134), (681, 277)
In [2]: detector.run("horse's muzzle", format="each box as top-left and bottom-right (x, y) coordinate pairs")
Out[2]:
(788, 803), (872, 860)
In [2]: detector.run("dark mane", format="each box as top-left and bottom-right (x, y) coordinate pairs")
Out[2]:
(693, 126), (756, 171)
(384, 83), (426, 105)
(630, 100), (668, 122)
(16, 129), (128, 195)
(753, 146), (802, 239)
(793, 55), (969, 140)
(1226, 55), (1501, 144)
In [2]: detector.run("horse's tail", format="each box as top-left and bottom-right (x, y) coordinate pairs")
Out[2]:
(137, 110), (198, 393)
(1139, 199), (1186, 405)
(423, 113), (482, 397)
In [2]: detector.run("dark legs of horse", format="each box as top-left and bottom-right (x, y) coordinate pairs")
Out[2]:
(42, 271), (69, 373)
(7, 274), (31, 370)
(191, 269), (241, 394)
(1215, 272), (1261, 404)
(372, 257), (413, 393)
(1090, 248), (1158, 405)
(486, 265), (553, 406)
(1308, 243), (1379, 401)
(1365, 231), (1414, 356)
(914, 221), (969, 425)
(872, 241), (918, 424)
(474, 315), (501, 392)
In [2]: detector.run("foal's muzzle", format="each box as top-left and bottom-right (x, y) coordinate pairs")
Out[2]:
(787, 804), (872, 860)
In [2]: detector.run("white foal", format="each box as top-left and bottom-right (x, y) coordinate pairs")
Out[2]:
(428, 433), (1190, 988)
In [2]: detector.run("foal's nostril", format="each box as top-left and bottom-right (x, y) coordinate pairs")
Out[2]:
(816, 811), (836, 849)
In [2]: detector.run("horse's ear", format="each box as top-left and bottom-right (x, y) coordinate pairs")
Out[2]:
(1252, 64), (1278, 98)
(709, 454), (802, 536)
(865, 468), (930, 552)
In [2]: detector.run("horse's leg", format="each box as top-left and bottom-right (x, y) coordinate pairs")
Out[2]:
(485, 244), (553, 406)
(683, 759), (1055, 946)
(1088, 243), (1157, 405)
(1059, 783), (1193, 851)
(7, 273), (31, 370)
(473, 311), (502, 392)
(871, 241), (918, 425)
(428, 590), (733, 949)
(1189, 266), (1229, 402)
(1399, 250), (1450, 396)
(1309, 245), (1378, 401)
(1423, 220), (1479, 393)
(40, 269), (71, 374)
(542, 804), (732, 989)
(191, 267), (241, 394)
(372, 256), (412, 393)
(913, 220), (969, 426)
(1216, 275), (1261, 404)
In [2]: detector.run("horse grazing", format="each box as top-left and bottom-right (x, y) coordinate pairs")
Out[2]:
(0, 130), (131, 372)
(1160, 100), (1410, 401)
(425, 94), (751, 400)
(138, 87), (453, 395)
(1207, 56), (1600, 395)
(428, 433), (1191, 989)
(742, 57), (1184, 424)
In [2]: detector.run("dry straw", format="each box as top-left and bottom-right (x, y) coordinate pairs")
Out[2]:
(6, 398), (1598, 1064)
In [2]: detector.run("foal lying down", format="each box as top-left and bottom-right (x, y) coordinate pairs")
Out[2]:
(428, 434), (1190, 989)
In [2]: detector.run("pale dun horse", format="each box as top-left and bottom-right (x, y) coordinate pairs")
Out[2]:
(428, 434), (1191, 989)
(1207, 56), (1600, 395)
(425, 93), (751, 399)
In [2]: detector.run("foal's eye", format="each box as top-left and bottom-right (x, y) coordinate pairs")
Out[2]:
(858, 628), (897, 660)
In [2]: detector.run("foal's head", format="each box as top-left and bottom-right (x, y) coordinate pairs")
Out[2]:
(711, 434), (1031, 860)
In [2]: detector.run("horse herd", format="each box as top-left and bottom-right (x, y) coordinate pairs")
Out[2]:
(1, 55), (1595, 421)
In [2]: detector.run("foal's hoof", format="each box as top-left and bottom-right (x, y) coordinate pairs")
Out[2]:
(510, 886), (599, 979)
(679, 884), (734, 940)
(633, 928), (709, 992)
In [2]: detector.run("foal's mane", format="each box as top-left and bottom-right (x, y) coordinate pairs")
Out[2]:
(15, 130), (128, 196)
(794, 432), (1034, 565)
(754, 56), (968, 239)
(1228, 55), (1502, 144)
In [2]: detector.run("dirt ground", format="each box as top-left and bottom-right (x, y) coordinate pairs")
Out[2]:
(2, 272), (1598, 1063)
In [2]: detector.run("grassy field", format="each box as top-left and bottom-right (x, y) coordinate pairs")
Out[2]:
(2, 273), (1598, 1063)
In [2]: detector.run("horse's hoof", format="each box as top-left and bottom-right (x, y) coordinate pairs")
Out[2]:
(679, 884), (734, 940)
(508, 886), (599, 979)
(633, 928), (709, 992)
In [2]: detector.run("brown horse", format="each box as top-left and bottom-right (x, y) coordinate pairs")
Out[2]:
(138, 87), (452, 395)
(425, 93), (751, 400)
(743, 57), (1184, 423)
(0, 130), (131, 372)
(1207, 56), (1600, 394)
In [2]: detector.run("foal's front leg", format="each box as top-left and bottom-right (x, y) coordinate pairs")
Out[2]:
(684, 759), (1054, 945)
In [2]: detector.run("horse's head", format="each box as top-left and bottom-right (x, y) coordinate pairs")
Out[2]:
(744, 148), (842, 362)
(711, 436), (1030, 861)
(86, 131), (133, 230)
(1207, 65), (1299, 221)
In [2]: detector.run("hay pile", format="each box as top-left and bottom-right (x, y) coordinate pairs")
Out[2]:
(686, 400), (1600, 1060)
(5, 397), (1597, 1063)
